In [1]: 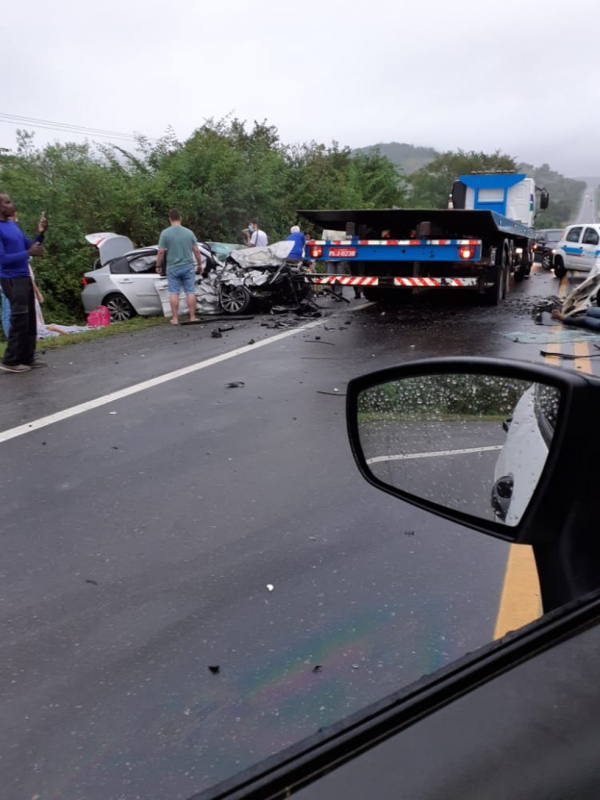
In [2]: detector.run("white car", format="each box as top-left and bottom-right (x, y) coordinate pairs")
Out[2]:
(552, 224), (600, 278)
(491, 383), (559, 526)
(81, 233), (225, 321)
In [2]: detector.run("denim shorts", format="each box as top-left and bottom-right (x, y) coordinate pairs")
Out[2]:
(167, 264), (196, 294)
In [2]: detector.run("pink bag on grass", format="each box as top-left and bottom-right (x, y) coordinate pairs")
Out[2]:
(86, 305), (111, 327)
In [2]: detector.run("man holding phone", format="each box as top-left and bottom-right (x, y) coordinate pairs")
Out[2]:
(0, 193), (47, 372)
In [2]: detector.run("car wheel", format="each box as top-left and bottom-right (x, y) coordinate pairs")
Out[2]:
(554, 257), (567, 279)
(104, 293), (135, 322)
(542, 252), (552, 270)
(220, 284), (252, 314)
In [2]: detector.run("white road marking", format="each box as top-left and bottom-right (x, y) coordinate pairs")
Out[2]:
(0, 309), (368, 445)
(366, 444), (503, 465)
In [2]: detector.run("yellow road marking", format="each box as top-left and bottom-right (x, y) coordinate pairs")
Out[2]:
(573, 340), (592, 373)
(493, 545), (541, 639)
(494, 273), (573, 639)
(559, 275), (569, 296)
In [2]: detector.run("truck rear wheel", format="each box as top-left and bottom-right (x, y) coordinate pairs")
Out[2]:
(514, 245), (532, 282)
(484, 244), (508, 306)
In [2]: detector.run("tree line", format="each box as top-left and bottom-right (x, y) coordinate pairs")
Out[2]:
(0, 119), (586, 322)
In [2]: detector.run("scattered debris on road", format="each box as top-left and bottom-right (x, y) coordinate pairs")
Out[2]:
(226, 382), (245, 388)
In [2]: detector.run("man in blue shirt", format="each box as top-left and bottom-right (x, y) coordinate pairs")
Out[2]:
(0, 193), (47, 372)
(285, 225), (306, 260)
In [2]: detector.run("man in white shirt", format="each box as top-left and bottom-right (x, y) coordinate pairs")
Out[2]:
(245, 219), (268, 248)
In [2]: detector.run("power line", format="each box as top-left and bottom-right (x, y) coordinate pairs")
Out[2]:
(0, 112), (158, 143)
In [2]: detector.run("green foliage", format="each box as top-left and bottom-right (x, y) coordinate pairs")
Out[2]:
(359, 375), (531, 419)
(407, 149), (519, 208)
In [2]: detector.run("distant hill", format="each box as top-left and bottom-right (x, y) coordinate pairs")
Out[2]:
(352, 142), (437, 175)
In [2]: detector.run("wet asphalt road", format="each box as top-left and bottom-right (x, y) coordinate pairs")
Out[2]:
(0, 265), (596, 799)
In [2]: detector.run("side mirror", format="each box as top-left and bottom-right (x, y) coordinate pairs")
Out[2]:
(347, 358), (597, 537)
(540, 190), (550, 210)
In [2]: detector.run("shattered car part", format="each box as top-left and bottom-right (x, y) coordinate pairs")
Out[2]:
(215, 241), (317, 316)
(560, 274), (600, 318)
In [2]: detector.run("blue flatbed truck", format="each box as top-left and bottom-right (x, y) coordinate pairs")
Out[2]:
(299, 173), (549, 305)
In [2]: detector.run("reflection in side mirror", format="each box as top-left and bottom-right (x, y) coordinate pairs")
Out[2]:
(356, 373), (561, 527)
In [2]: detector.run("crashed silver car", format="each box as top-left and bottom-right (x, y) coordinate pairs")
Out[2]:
(81, 233), (227, 321)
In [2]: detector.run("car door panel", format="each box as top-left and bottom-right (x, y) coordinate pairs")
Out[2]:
(581, 227), (600, 272)
(564, 226), (584, 269)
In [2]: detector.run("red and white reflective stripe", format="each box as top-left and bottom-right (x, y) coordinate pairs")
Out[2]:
(306, 239), (482, 247)
(393, 277), (478, 287)
(307, 276), (379, 285)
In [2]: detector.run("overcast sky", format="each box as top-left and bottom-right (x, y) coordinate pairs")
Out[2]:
(3, 0), (598, 178)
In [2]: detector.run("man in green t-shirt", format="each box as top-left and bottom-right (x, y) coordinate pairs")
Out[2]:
(156, 209), (203, 324)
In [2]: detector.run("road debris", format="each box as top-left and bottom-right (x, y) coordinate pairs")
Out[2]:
(211, 330), (223, 338)
(266, 584), (274, 592)
(317, 391), (346, 397)
(226, 382), (245, 388)
(208, 666), (220, 675)
(312, 665), (323, 673)
(540, 350), (600, 360)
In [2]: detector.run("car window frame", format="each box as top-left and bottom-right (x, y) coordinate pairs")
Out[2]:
(565, 226), (583, 244)
(582, 227), (600, 246)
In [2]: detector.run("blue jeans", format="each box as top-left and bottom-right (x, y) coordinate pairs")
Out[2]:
(1, 288), (10, 338)
(167, 265), (196, 295)
(564, 306), (600, 331)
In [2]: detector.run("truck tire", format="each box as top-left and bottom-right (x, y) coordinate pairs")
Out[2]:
(515, 246), (532, 282)
(484, 244), (508, 306)
(554, 257), (567, 279)
(362, 287), (380, 302)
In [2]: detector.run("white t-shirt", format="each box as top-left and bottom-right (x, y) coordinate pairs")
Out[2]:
(250, 229), (268, 247)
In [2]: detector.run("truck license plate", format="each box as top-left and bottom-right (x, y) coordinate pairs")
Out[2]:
(328, 248), (356, 258)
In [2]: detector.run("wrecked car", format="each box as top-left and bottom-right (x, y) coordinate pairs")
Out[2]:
(197, 241), (316, 316)
(81, 233), (221, 322)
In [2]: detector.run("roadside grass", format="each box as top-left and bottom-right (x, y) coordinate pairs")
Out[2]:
(0, 315), (169, 358)
(358, 412), (506, 424)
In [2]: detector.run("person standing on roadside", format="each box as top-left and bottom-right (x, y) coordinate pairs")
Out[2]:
(245, 219), (268, 248)
(285, 225), (306, 261)
(156, 209), (202, 325)
(1, 206), (46, 339)
(0, 194), (47, 373)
